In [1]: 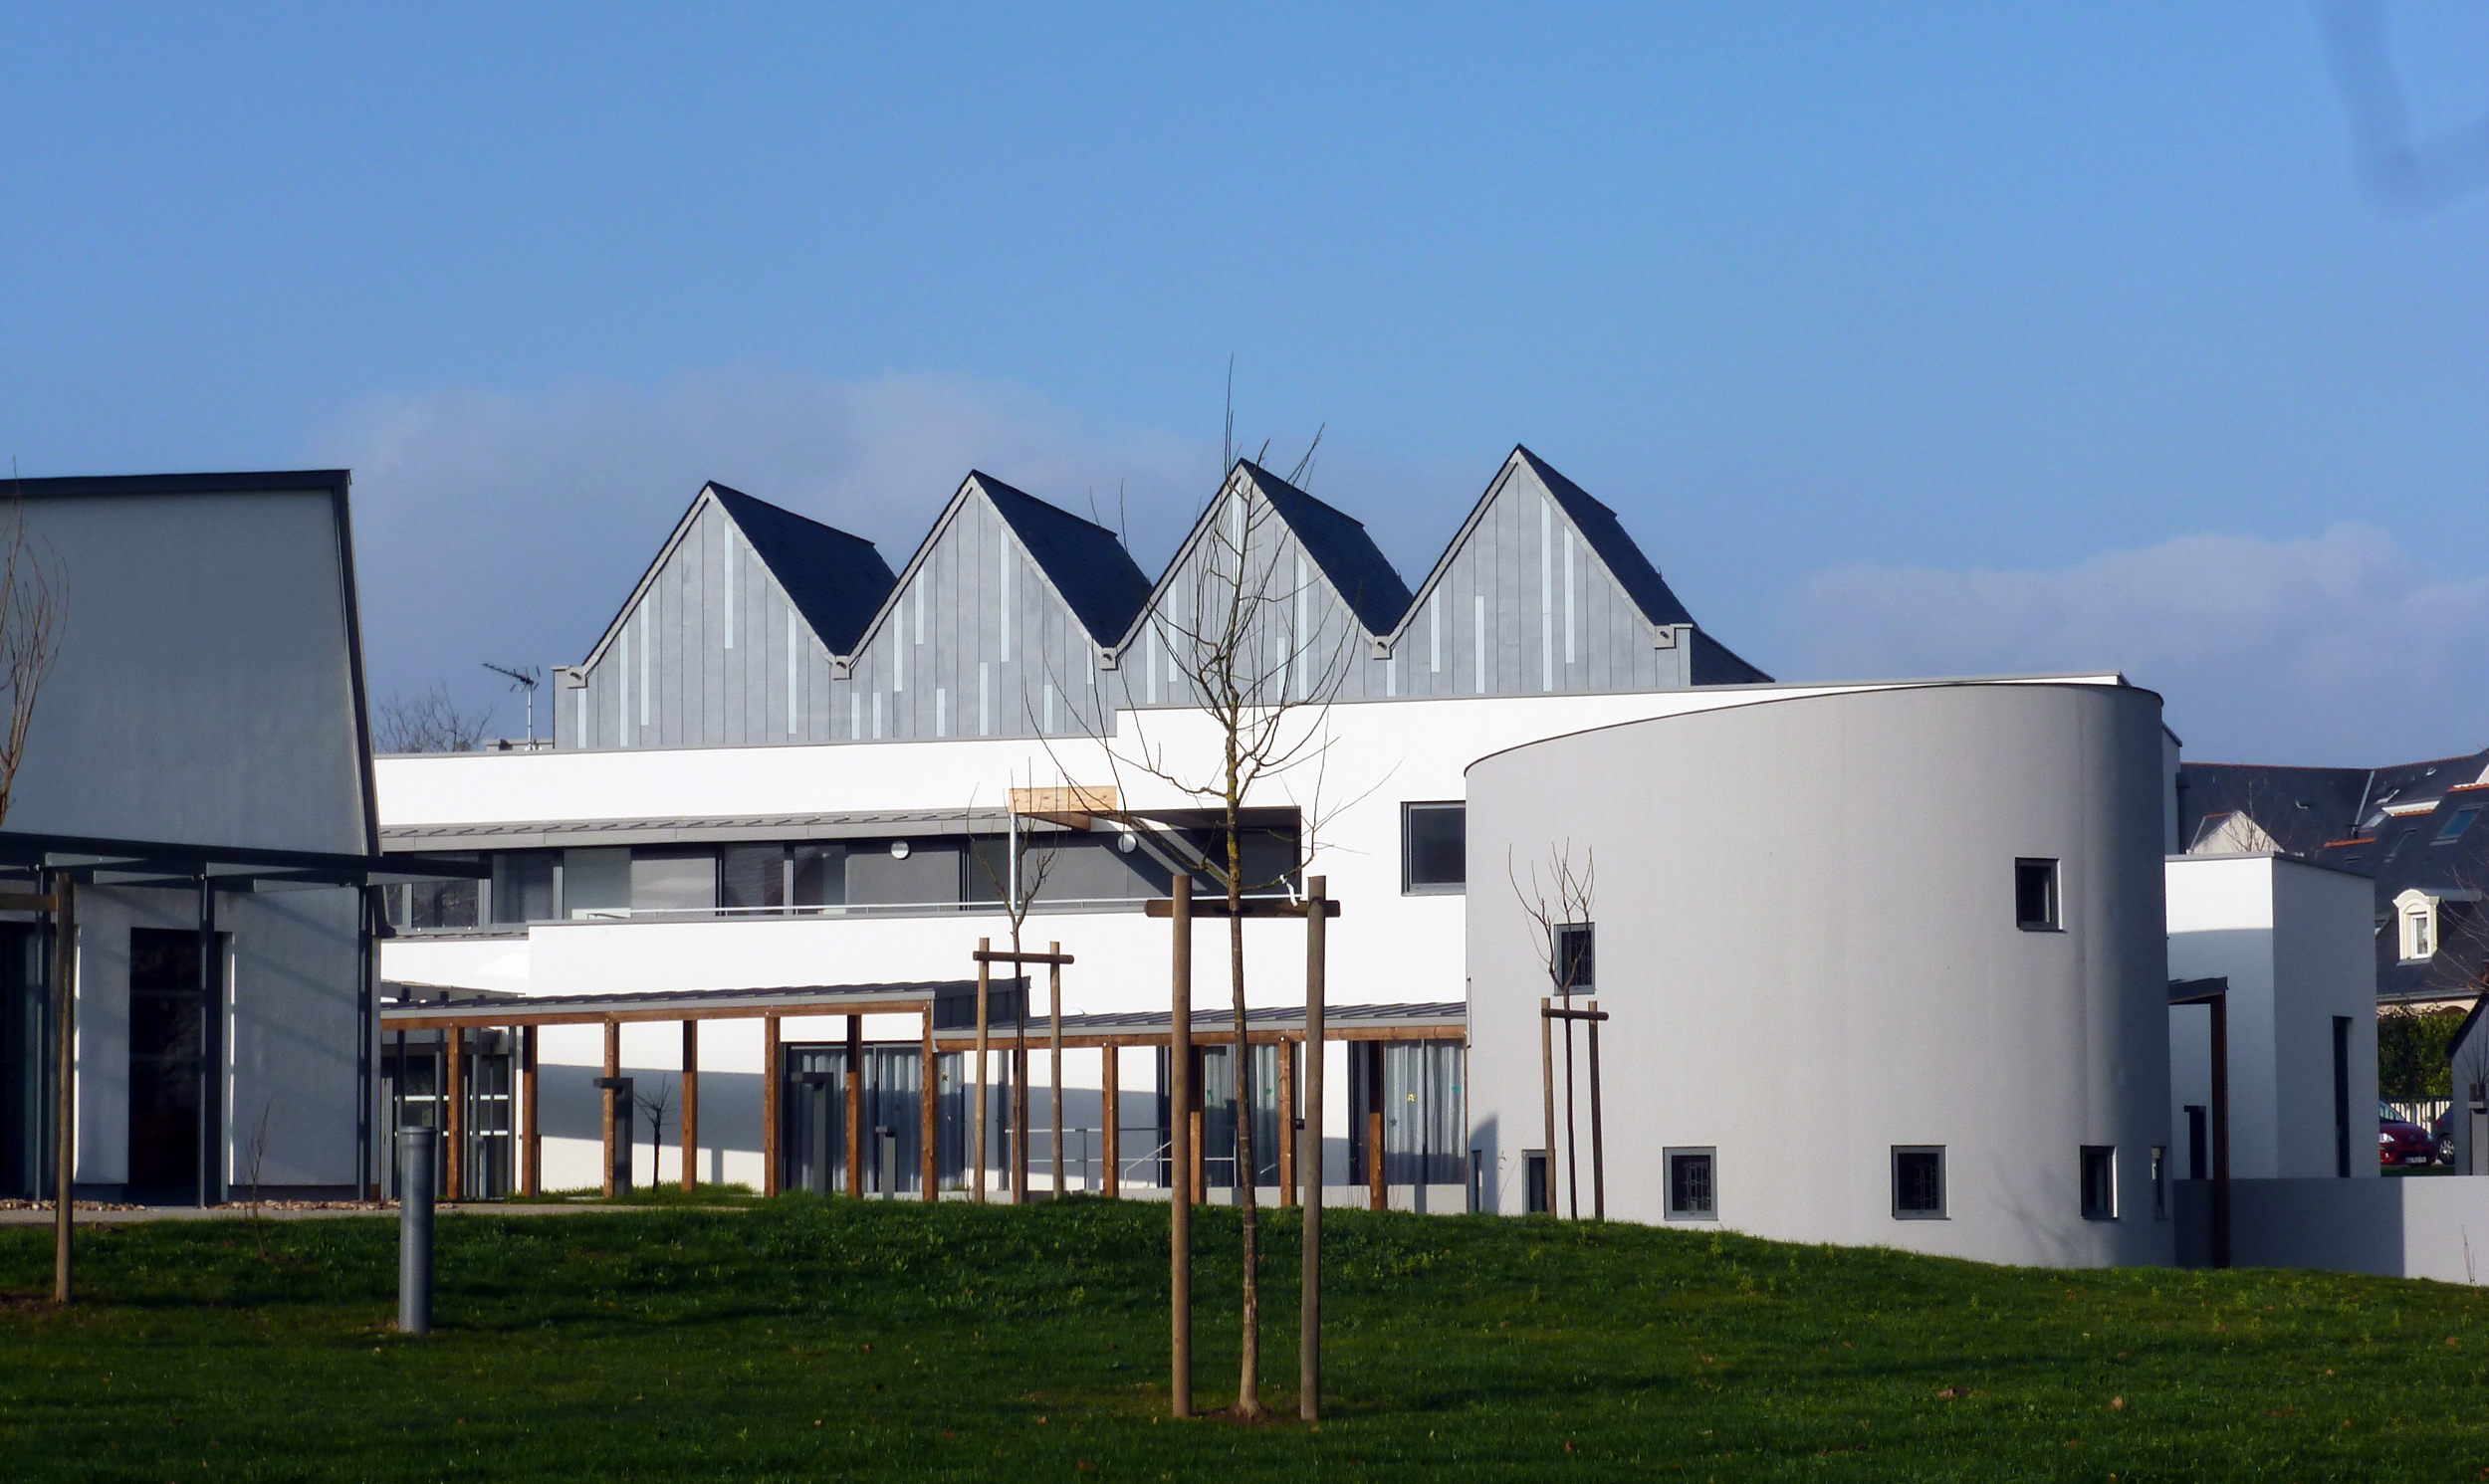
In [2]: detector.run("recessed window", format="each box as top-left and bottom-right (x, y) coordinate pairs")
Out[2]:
(2081, 1146), (2118, 1220)
(1522, 1150), (1549, 1214)
(2403, 906), (2435, 962)
(2437, 807), (2480, 843)
(1665, 1148), (1716, 1220)
(2149, 1146), (2167, 1219)
(1401, 802), (1467, 894)
(2014, 858), (2060, 932)
(1552, 923), (1595, 993)
(1892, 1146), (1945, 1219)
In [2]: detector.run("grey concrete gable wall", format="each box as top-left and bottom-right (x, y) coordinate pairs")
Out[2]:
(1392, 458), (1686, 702)
(1114, 477), (1394, 712)
(562, 496), (841, 749)
(840, 484), (1111, 742)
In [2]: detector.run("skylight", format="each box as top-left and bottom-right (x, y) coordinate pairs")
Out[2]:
(2436, 807), (2480, 843)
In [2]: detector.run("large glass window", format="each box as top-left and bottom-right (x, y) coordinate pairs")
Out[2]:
(1402, 802), (1467, 894)
(491, 853), (557, 925)
(721, 845), (785, 911)
(630, 849), (718, 914)
(563, 848), (629, 918)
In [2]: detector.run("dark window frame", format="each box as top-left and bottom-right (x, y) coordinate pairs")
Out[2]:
(1552, 922), (1595, 993)
(1664, 1147), (1716, 1220)
(2080, 1145), (2118, 1220)
(1400, 801), (1468, 895)
(2014, 858), (2061, 933)
(1892, 1146), (1946, 1219)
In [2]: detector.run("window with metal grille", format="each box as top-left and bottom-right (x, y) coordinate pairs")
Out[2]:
(1892, 1146), (1945, 1219)
(1666, 1148), (1716, 1220)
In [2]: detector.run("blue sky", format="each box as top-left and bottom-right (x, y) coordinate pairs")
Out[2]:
(5, 5), (2486, 762)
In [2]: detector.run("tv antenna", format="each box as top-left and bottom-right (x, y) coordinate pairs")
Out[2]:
(482, 663), (543, 743)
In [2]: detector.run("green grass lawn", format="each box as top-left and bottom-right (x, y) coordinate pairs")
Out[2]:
(5, 1198), (2488, 1481)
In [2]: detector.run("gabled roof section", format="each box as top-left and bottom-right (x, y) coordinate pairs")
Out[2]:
(972, 473), (1152, 644)
(1510, 446), (1696, 628)
(583, 483), (894, 668)
(708, 484), (896, 653)
(1239, 461), (1414, 635)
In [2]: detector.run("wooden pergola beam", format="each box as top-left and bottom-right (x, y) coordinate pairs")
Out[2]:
(384, 999), (934, 1031)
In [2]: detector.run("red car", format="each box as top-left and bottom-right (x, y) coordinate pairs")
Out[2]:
(2379, 1105), (2434, 1166)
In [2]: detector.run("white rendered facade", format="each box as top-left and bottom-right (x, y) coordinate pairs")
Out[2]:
(2165, 853), (2379, 1181)
(1463, 681), (2176, 1268)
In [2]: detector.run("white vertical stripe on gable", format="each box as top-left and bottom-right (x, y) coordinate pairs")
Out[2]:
(1539, 499), (1554, 693)
(937, 688), (948, 739)
(1044, 682), (1055, 733)
(786, 610), (799, 736)
(723, 524), (736, 651)
(1430, 594), (1441, 674)
(872, 691), (884, 740)
(1001, 537), (1013, 653)
(892, 602), (904, 693)
(638, 604), (652, 728)
(576, 682), (588, 748)
(1473, 594), (1486, 697)
(1564, 526), (1577, 667)
(850, 693), (860, 742)
(1294, 553), (1308, 698)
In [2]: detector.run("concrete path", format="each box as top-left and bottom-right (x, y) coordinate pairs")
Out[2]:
(0, 1202), (746, 1226)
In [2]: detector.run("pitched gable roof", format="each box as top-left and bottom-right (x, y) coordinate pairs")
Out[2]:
(1510, 447), (1695, 629)
(708, 484), (897, 653)
(1240, 461), (1415, 635)
(971, 473), (1152, 645)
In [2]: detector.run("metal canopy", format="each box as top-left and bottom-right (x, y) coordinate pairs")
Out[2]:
(0, 827), (483, 893)
(378, 979), (980, 1029)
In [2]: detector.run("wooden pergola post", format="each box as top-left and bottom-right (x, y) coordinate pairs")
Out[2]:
(844, 1014), (864, 1197)
(51, 872), (77, 1304)
(444, 1024), (465, 1202)
(1276, 1038), (1297, 1208)
(1366, 1041), (1386, 1213)
(1539, 996), (1556, 1216)
(919, 1006), (938, 1202)
(680, 1020), (699, 1192)
(762, 1015), (782, 1197)
(1168, 875), (1193, 1419)
(1048, 945), (1063, 1201)
(972, 937), (991, 1203)
(1300, 873), (1327, 1422)
(600, 1020), (620, 1199)
(521, 1026), (540, 1198)
(1101, 1047), (1120, 1197)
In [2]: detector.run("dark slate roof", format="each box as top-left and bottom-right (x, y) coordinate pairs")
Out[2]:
(1691, 628), (1773, 685)
(710, 484), (896, 653)
(1239, 462), (1415, 635)
(1515, 446), (1696, 628)
(2179, 748), (2489, 1004)
(971, 473), (1153, 644)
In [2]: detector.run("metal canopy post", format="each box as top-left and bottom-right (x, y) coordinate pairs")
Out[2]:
(1300, 873), (1326, 1422)
(973, 938), (990, 1203)
(51, 872), (75, 1303)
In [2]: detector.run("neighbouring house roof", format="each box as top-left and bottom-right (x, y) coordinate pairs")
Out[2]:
(709, 484), (898, 654)
(973, 473), (1154, 645)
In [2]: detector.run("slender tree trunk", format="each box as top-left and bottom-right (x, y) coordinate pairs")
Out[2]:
(1230, 761), (1261, 1417)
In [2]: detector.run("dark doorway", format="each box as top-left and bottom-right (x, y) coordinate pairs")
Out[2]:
(128, 928), (222, 1202)
(0, 928), (37, 1199)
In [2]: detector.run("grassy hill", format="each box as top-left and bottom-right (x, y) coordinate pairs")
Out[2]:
(4, 1195), (2487, 1480)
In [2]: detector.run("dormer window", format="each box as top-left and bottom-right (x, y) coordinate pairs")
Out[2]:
(2404, 904), (2435, 961)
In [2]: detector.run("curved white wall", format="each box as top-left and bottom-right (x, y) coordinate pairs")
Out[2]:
(1466, 682), (2173, 1268)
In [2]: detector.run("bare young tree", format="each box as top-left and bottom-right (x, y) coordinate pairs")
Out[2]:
(373, 681), (495, 753)
(967, 776), (1059, 1201)
(1511, 842), (1596, 1218)
(0, 482), (66, 829)
(1087, 435), (1366, 1420)
(635, 1074), (675, 1185)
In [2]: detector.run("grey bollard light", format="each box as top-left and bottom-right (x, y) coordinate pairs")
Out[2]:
(398, 1127), (435, 1335)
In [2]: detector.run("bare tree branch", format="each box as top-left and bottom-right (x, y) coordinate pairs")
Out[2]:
(373, 681), (496, 753)
(0, 481), (66, 830)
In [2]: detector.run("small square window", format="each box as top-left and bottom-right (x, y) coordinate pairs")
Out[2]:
(2081, 1146), (2118, 1220)
(1665, 1148), (1716, 1220)
(1401, 802), (1467, 893)
(2014, 858), (2060, 932)
(2437, 806), (2480, 843)
(1893, 1146), (1945, 1219)
(1552, 923), (1595, 993)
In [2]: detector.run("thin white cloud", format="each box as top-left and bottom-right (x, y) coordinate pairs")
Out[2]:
(316, 367), (1213, 729)
(1779, 524), (2489, 765)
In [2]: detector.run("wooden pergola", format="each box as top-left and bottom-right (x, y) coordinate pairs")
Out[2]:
(378, 985), (1465, 1207)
